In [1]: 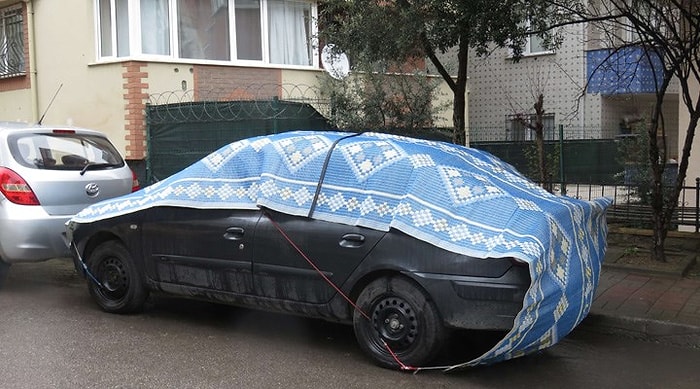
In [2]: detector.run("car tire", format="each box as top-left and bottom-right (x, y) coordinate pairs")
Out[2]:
(353, 276), (446, 369)
(0, 260), (10, 289)
(87, 241), (148, 314)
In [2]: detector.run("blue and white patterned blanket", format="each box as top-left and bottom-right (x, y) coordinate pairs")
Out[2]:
(72, 131), (611, 369)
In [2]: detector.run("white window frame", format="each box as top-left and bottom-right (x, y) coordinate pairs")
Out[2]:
(522, 19), (554, 56)
(96, 0), (132, 58)
(130, 0), (175, 58)
(230, 0), (267, 65)
(94, 0), (318, 68)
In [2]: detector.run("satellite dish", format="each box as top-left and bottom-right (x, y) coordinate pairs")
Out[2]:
(321, 44), (350, 80)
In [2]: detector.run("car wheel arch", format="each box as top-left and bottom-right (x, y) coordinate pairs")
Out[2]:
(347, 270), (438, 318)
(82, 231), (127, 263)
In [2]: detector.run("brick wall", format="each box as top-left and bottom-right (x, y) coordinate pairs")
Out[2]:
(122, 62), (149, 159)
(193, 65), (282, 100)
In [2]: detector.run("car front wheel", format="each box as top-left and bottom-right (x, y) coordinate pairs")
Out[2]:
(87, 241), (148, 313)
(353, 276), (446, 369)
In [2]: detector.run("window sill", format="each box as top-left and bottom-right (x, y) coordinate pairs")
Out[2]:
(88, 56), (319, 72)
(508, 51), (556, 60)
(0, 72), (27, 80)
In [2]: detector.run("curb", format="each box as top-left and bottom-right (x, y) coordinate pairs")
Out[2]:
(601, 255), (697, 277)
(580, 313), (700, 349)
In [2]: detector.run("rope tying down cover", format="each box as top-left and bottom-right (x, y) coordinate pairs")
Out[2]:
(72, 131), (611, 368)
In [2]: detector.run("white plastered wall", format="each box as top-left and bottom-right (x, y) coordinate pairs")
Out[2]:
(0, 0), (454, 156)
(0, 89), (32, 122)
(6, 1), (197, 156)
(145, 63), (196, 103)
(467, 22), (597, 139)
(20, 1), (129, 152)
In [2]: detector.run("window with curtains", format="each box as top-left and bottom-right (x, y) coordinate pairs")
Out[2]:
(97, 0), (315, 66)
(0, 5), (25, 78)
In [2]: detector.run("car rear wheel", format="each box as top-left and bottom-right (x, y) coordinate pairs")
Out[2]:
(87, 241), (148, 313)
(353, 276), (446, 369)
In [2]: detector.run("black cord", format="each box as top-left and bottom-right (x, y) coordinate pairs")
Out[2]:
(307, 132), (364, 218)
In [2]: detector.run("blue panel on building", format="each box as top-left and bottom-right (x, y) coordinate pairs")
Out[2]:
(586, 47), (665, 95)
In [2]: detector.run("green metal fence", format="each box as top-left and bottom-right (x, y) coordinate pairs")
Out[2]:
(145, 99), (334, 183)
(473, 138), (623, 184)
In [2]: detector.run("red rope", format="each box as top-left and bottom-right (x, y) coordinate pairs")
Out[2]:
(382, 339), (416, 371)
(264, 211), (370, 321)
(263, 211), (417, 371)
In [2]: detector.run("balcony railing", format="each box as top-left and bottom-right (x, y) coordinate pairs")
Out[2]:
(549, 178), (700, 232)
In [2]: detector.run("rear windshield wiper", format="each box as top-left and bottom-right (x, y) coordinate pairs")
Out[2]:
(80, 162), (115, 175)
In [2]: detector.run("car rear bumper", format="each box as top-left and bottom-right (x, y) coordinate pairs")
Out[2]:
(410, 265), (530, 331)
(0, 202), (71, 263)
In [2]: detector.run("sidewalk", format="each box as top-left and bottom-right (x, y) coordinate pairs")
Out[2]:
(582, 234), (700, 348)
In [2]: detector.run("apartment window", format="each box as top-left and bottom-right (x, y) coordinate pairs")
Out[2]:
(178, 0), (230, 60)
(523, 19), (552, 56)
(99, 0), (130, 57)
(141, 0), (170, 55)
(268, 0), (313, 65)
(97, 0), (316, 66)
(0, 5), (25, 78)
(235, 0), (262, 60)
(507, 114), (555, 141)
(524, 34), (547, 55)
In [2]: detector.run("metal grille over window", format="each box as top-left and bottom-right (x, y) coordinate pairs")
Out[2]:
(0, 6), (25, 78)
(506, 114), (556, 142)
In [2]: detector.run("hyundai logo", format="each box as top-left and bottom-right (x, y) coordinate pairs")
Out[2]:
(85, 183), (100, 197)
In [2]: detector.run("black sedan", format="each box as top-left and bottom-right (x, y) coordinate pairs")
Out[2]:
(66, 131), (609, 370)
(67, 205), (529, 368)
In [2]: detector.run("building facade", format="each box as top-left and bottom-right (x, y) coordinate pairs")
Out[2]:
(466, 13), (680, 162)
(0, 0), (454, 167)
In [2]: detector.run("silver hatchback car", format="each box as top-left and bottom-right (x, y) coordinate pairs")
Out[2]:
(0, 122), (138, 282)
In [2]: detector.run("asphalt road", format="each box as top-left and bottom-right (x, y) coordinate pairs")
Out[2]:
(1, 258), (700, 389)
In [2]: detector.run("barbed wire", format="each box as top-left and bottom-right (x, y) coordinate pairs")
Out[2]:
(146, 83), (332, 124)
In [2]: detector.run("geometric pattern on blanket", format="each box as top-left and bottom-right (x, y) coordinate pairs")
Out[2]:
(71, 130), (611, 369)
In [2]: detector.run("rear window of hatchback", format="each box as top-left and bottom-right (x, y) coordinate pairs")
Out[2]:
(8, 132), (124, 171)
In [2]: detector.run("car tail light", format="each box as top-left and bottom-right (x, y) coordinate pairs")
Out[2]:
(131, 170), (140, 192)
(0, 167), (40, 205)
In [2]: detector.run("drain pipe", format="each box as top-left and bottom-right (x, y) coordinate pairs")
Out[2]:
(25, 0), (39, 122)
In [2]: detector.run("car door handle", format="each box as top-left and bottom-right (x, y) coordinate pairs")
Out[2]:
(340, 233), (365, 248)
(223, 227), (245, 241)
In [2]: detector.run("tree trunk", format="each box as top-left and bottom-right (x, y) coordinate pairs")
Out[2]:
(532, 94), (548, 190)
(650, 172), (668, 262)
(452, 89), (466, 145)
(652, 211), (668, 263)
(646, 70), (672, 262)
(452, 35), (469, 146)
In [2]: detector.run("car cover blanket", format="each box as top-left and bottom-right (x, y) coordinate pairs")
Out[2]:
(71, 131), (611, 369)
